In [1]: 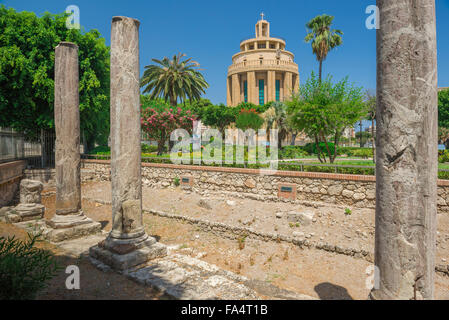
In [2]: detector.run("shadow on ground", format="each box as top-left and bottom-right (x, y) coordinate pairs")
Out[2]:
(314, 282), (353, 300)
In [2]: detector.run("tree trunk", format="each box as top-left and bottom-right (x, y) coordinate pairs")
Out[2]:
(318, 60), (323, 82)
(290, 131), (298, 146)
(170, 95), (177, 107)
(314, 134), (325, 163)
(371, 0), (438, 300)
(372, 117), (376, 164)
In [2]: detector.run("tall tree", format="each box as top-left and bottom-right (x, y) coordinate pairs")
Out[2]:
(287, 72), (366, 163)
(371, 0), (438, 300)
(304, 14), (343, 82)
(0, 6), (110, 151)
(263, 101), (290, 148)
(141, 53), (209, 106)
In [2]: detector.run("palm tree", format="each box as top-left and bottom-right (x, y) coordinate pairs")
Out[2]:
(141, 53), (209, 106)
(263, 101), (289, 147)
(304, 14), (343, 82)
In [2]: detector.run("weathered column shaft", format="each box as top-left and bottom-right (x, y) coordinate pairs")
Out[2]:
(90, 16), (166, 270)
(110, 16), (144, 240)
(54, 42), (81, 215)
(372, 0), (438, 300)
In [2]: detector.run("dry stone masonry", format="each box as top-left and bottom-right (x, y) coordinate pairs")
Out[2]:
(81, 161), (449, 213)
(89, 16), (167, 271)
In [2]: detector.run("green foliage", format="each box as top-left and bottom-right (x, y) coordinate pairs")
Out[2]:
(89, 145), (110, 154)
(344, 208), (352, 216)
(287, 72), (367, 163)
(279, 146), (309, 159)
(141, 144), (158, 153)
(0, 6), (110, 147)
(303, 142), (336, 157)
(141, 53), (209, 106)
(198, 103), (236, 133)
(173, 177), (180, 187)
(439, 150), (449, 164)
(235, 108), (264, 131)
(0, 234), (60, 300)
(438, 89), (449, 129)
(350, 148), (372, 158)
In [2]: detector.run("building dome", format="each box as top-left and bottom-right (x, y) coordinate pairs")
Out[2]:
(227, 14), (300, 106)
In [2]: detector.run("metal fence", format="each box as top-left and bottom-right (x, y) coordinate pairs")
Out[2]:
(0, 127), (56, 168)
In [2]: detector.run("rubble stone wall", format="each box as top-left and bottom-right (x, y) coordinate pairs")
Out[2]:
(80, 160), (449, 212)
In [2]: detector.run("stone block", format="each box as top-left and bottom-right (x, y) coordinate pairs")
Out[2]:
(287, 211), (315, 226)
(89, 241), (167, 271)
(19, 179), (44, 204)
(45, 220), (101, 243)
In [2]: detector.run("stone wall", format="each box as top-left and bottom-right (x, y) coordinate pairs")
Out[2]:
(81, 160), (449, 212)
(23, 168), (56, 187)
(0, 160), (26, 206)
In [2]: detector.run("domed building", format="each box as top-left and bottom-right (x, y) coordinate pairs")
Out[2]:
(227, 14), (300, 106)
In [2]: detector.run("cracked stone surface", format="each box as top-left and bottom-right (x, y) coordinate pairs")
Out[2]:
(373, 0), (438, 300)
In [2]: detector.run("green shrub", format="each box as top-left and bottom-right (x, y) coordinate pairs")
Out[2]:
(89, 145), (110, 154)
(0, 234), (59, 300)
(350, 148), (373, 158)
(279, 146), (309, 159)
(439, 150), (449, 163)
(303, 142), (336, 157)
(173, 177), (180, 186)
(141, 144), (158, 153)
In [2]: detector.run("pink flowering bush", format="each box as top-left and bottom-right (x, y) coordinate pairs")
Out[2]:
(141, 100), (197, 155)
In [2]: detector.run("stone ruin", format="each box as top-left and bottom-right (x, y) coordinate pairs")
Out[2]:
(89, 16), (167, 271)
(1, 179), (45, 223)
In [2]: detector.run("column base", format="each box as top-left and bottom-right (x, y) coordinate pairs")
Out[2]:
(89, 234), (167, 271)
(4, 204), (45, 223)
(45, 211), (101, 243)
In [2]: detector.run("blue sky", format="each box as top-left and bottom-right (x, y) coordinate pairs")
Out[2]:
(2, 0), (449, 105)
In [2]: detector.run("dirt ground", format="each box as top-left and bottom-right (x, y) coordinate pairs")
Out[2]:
(0, 199), (166, 300)
(2, 181), (448, 300)
(82, 181), (449, 266)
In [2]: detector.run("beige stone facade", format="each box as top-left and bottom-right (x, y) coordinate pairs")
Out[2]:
(227, 15), (300, 106)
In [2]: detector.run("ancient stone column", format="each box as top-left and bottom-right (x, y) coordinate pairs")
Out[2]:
(90, 17), (166, 271)
(370, 0), (438, 300)
(46, 42), (100, 242)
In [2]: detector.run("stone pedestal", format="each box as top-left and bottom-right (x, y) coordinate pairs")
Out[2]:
(89, 16), (166, 271)
(4, 179), (45, 223)
(45, 42), (101, 242)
